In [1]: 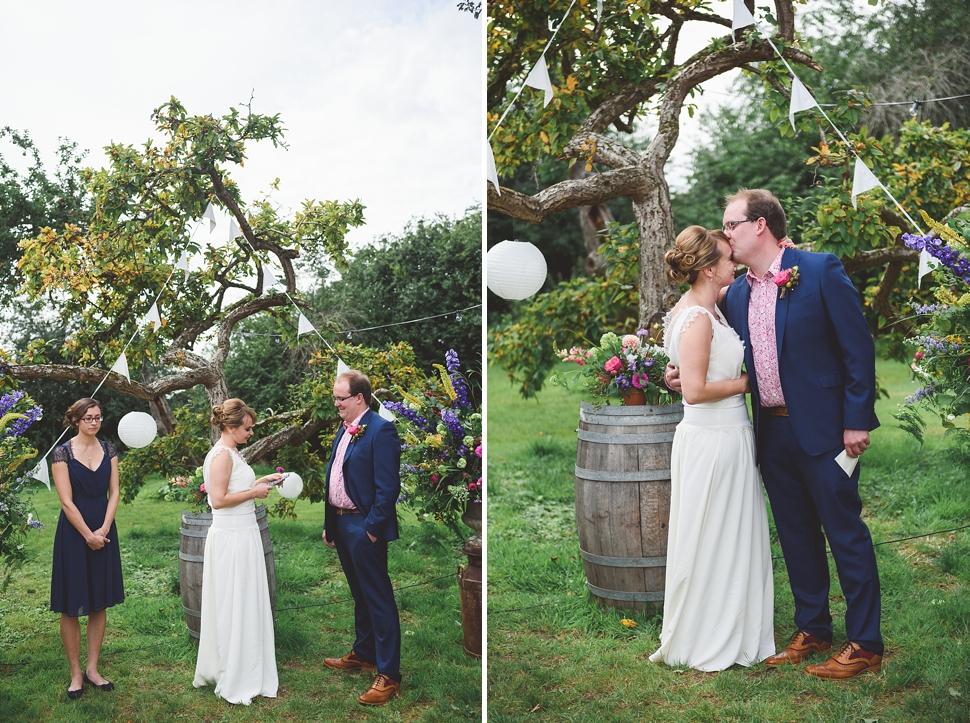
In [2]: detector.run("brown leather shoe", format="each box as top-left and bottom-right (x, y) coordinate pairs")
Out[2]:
(324, 650), (377, 672)
(805, 641), (882, 680)
(358, 674), (400, 705)
(765, 631), (832, 666)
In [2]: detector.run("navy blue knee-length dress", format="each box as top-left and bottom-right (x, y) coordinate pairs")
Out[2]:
(50, 440), (125, 616)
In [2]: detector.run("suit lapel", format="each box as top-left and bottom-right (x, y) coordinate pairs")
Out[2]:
(775, 249), (793, 357)
(341, 409), (372, 470)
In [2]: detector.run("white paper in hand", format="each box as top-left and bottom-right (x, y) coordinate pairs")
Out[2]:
(835, 449), (859, 477)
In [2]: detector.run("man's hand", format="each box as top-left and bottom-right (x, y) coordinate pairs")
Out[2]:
(322, 529), (335, 549)
(844, 429), (870, 458)
(664, 363), (683, 393)
(367, 532), (377, 543)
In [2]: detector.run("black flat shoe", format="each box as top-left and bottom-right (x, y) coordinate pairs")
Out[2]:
(82, 672), (114, 691)
(66, 686), (83, 700)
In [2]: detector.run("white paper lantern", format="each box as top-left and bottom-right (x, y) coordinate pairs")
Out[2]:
(117, 411), (157, 448)
(277, 472), (304, 499)
(486, 240), (547, 300)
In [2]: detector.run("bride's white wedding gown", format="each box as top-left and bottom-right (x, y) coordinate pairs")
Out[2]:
(193, 445), (278, 704)
(648, 305), (775, 671)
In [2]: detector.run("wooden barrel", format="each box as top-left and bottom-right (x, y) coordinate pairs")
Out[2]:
(575, 401), (683, 610)
(179, 504), (277, 640)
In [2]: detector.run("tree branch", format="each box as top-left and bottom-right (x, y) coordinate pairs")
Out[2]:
(487, 166), (653, 224)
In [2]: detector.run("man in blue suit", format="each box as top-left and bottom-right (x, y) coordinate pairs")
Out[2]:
(322, 370), (402, 704)
(720, 188), (883, 679)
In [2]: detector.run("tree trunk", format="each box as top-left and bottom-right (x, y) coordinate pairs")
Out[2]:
(633, 179), (680, 335)
(570, 164), (616, 275)
(203, 374), (230, 445)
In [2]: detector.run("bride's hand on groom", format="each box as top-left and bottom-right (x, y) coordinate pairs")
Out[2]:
(739, 372), (751, 394)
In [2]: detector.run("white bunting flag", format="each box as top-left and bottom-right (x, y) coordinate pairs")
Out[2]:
(110, 352), (130, 383)
(337, 358), (351, 376)
(851, 157), (884, 209)
(524, 52), (554, 107)
(732, 0), (757, 39)
(30, 459), (50, 491)
(263, 265), (279, 290)
(118, 213), (131, 223)
(297, 311), (315, 338)
(487, 143), (501, 196)
(919, 249), (940, 283)
(202, 202), (217, 233)
(789, 76), (818, 130)
(143, 302), (161, 330)
(228, 218), (242, 242)
(378, 403), (396, 422)
(175, 252), (191, 282)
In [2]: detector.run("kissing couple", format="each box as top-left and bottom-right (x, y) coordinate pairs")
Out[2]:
(648, 188), (884, 680)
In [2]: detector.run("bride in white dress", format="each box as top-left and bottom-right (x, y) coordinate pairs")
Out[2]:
(193, 398), (281, 704)
(649, 226), (775, 671)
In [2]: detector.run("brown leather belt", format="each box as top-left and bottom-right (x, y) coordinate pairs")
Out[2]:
(334, 508), (361, 515)
(764, 406), (789, 417)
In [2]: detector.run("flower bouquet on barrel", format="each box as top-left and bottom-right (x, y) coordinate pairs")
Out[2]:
(382, 350), (482, 538)
(552, 330), (680, 406)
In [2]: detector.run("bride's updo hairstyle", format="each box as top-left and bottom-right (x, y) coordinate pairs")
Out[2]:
(210, 398), (257, 430)
(664, 225), (724, 284)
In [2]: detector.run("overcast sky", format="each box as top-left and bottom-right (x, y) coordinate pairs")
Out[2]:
(0, 0), (482, 249)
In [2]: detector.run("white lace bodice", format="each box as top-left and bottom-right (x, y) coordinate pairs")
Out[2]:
(203, 445), (256, 515)
(663, 304), (746, 409)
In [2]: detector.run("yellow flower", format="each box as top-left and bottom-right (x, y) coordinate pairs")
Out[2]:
(620, 619), (637, 628)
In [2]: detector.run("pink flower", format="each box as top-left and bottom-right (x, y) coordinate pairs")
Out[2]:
(276, 466), (284, 473)
(773, 269), (792, 286)
(631, 373), (649, 389)
(468, 482), (476, 491)
(199, 483), (206, 494)
(431, 473), (439, 483)
(621, 334), (639, 350)
(347, 424), (360, 435)
(914, 351), (924, 361)
(604, 356), (623, 375)
(475, 445), (482, 458)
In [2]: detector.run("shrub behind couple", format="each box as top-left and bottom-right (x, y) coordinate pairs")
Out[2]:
(648, 189), (883, 680)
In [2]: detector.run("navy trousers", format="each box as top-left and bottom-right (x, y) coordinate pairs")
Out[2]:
(333, 513), (402, 680)
(759, 414), (883, 655)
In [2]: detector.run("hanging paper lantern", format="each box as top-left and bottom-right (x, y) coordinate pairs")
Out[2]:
(277, 472), (304, 499)
(117, 411), (157, 448)
(486, 240), (547, 300)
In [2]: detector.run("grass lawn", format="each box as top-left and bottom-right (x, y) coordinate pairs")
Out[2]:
(486, 357), (970, 722)
(0, 472), (482, 722)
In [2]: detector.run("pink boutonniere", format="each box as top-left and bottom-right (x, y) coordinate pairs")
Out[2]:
(346, 423), (367, 440)
(774, 265), (800, 299)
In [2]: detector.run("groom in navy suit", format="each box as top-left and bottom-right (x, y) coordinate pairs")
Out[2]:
(720, 188), (883, 679)
(322, 370), (402, 705)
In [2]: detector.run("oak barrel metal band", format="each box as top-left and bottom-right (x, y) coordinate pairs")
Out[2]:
(586, 583), (665, 602)
(579, 412), (682, 427)
(183, 606), (201, 618)
(580, 548), (667, 568)
(575, 466), (671, 482)
(178, 543), (273, 562)
(577, 429), (676, 444)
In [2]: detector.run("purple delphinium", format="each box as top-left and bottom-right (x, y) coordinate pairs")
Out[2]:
(382, 401), (433, 432)
(903, 233), (970, 287)
(441, 409), (465, 439)
(5, 405), (42, 438)
(0, 390), (26, 417)
(28, 519), (44, 530)
(445, 349), (460, 373)
(905, 383), (937, 405)
(910, 301), (944, 315)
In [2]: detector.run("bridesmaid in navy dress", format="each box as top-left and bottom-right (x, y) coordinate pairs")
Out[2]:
(50, 398), (125, 700)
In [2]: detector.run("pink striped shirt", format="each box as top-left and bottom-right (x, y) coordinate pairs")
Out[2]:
(746, 249), (787, 408)
(328, 411), (366, 510)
